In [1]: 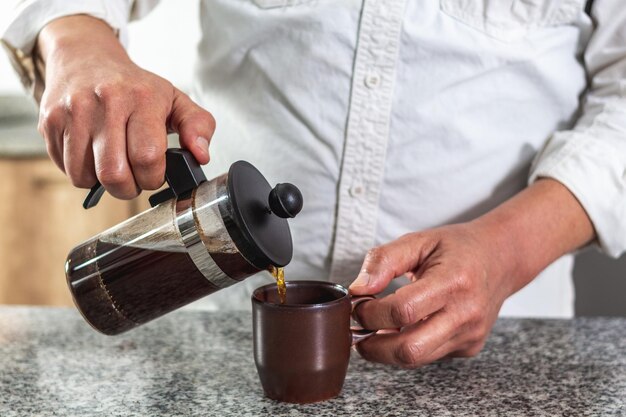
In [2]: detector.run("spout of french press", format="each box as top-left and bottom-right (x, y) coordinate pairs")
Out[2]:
(82, 148), (207, 209)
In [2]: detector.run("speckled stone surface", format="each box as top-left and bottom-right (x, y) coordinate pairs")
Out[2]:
(0, 307), (624, 416)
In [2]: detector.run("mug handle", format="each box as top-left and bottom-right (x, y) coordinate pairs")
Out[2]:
(350, 295), (376, 345)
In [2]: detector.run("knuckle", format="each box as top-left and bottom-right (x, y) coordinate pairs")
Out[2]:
(130, 146), (163, 168)
(452, 270), (474, 292)
(465, 330), (481, 346)
(131, 84), (154, 102)
(39, 105), (64, 132)
(95, 81), (125, 103)
(366, 247), (389, 267)
(201, 111), (216, 130)
(94, 85), (111, 101)
(187, 109), (217, 133)
(394, 342), (425, 367)
(68, 172), (96, 189)
(97, 164), (130, 188)
(465, 304), (485, 327)
(390, 302), (418, 327)
(65, 93), (93, 115)
(461, 342), (485, 358)
(471, 322), (490, 342)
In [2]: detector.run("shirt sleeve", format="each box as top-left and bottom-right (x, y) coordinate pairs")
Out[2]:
(528, 0), (626, 258)
(0, 0), (159, 99)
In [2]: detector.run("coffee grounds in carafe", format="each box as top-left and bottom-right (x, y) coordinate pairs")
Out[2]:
(66, 239), (220, 335)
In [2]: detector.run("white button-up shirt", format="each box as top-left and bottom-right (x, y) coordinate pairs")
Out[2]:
(3, 0), (626, 317)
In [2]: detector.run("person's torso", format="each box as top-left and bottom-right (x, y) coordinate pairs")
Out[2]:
(190, 0), (590, 316)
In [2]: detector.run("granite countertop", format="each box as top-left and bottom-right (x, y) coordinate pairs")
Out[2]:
(0, 307), (624, 416)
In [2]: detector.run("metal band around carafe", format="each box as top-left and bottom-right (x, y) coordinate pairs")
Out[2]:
(175, 200), (240, 289)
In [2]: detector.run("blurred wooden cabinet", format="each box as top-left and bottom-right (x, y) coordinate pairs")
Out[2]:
(0, 157), (151, 306)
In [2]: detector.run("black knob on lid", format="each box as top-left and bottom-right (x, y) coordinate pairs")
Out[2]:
(268, 183), (303, 218)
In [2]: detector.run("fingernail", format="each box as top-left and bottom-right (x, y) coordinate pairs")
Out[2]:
(350, 270), (370, 289)
(195, 136), (210, 157)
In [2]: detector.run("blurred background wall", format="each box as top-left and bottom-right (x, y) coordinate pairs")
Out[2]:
(0, 0), (624, 315)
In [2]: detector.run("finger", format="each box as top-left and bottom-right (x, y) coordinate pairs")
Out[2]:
(127, 111), (167, 190)
(168, 88), (215, 164)
(38, 103), (66, 173)
(63, 125), (96, 188)
(354, 268), (449, 330)
(445, 341), (485, 359)
(427, 336), (471, 363)
(349, 233), (439, 295)
(424, 326), (488, 363)
(356, 310), (455, 368)
(45, 130), (65, 173)
(61, 92), (98, 188)
(93, 110), (138, 199)
(362, 325), (474, 366)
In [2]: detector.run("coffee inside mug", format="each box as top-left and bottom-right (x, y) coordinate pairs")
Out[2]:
(253, 281), (347, 306)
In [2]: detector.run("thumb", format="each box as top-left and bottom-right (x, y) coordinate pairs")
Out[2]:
(169, 88), (216, 164)
(349, 233), (434, 295)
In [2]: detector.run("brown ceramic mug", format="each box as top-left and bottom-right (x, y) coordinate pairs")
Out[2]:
(252, 280), (375, 404)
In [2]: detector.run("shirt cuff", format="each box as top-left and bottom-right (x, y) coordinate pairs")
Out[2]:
(529, 101), (626, 258)
(1, 0), (131, 98)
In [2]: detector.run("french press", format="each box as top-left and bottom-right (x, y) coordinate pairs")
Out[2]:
(65, 148), (303, 335)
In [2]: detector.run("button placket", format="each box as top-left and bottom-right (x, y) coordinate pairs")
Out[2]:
(329, 0), (407, 285)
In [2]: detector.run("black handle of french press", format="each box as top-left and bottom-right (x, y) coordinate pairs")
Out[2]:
(83, 148), (207, 209)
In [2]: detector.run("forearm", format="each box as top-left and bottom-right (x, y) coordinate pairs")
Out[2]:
(472, 178), (595, 296)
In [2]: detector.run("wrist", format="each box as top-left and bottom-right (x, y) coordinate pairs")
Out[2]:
(469, 179), (595, 297)
(467, 211), (524, 299)
(37, 15), (128, 66)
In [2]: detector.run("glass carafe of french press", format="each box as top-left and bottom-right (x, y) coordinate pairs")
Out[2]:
(65, 148), (303, 335)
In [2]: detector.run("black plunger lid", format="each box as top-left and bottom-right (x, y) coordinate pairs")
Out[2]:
(227, 161), (303, 268)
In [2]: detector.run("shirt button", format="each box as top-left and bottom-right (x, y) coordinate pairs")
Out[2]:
(349, 184), (365, 197)
(364, 72), (381, 89)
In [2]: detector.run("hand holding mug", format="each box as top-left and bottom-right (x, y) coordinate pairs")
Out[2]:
(349, 224), (512, 368)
